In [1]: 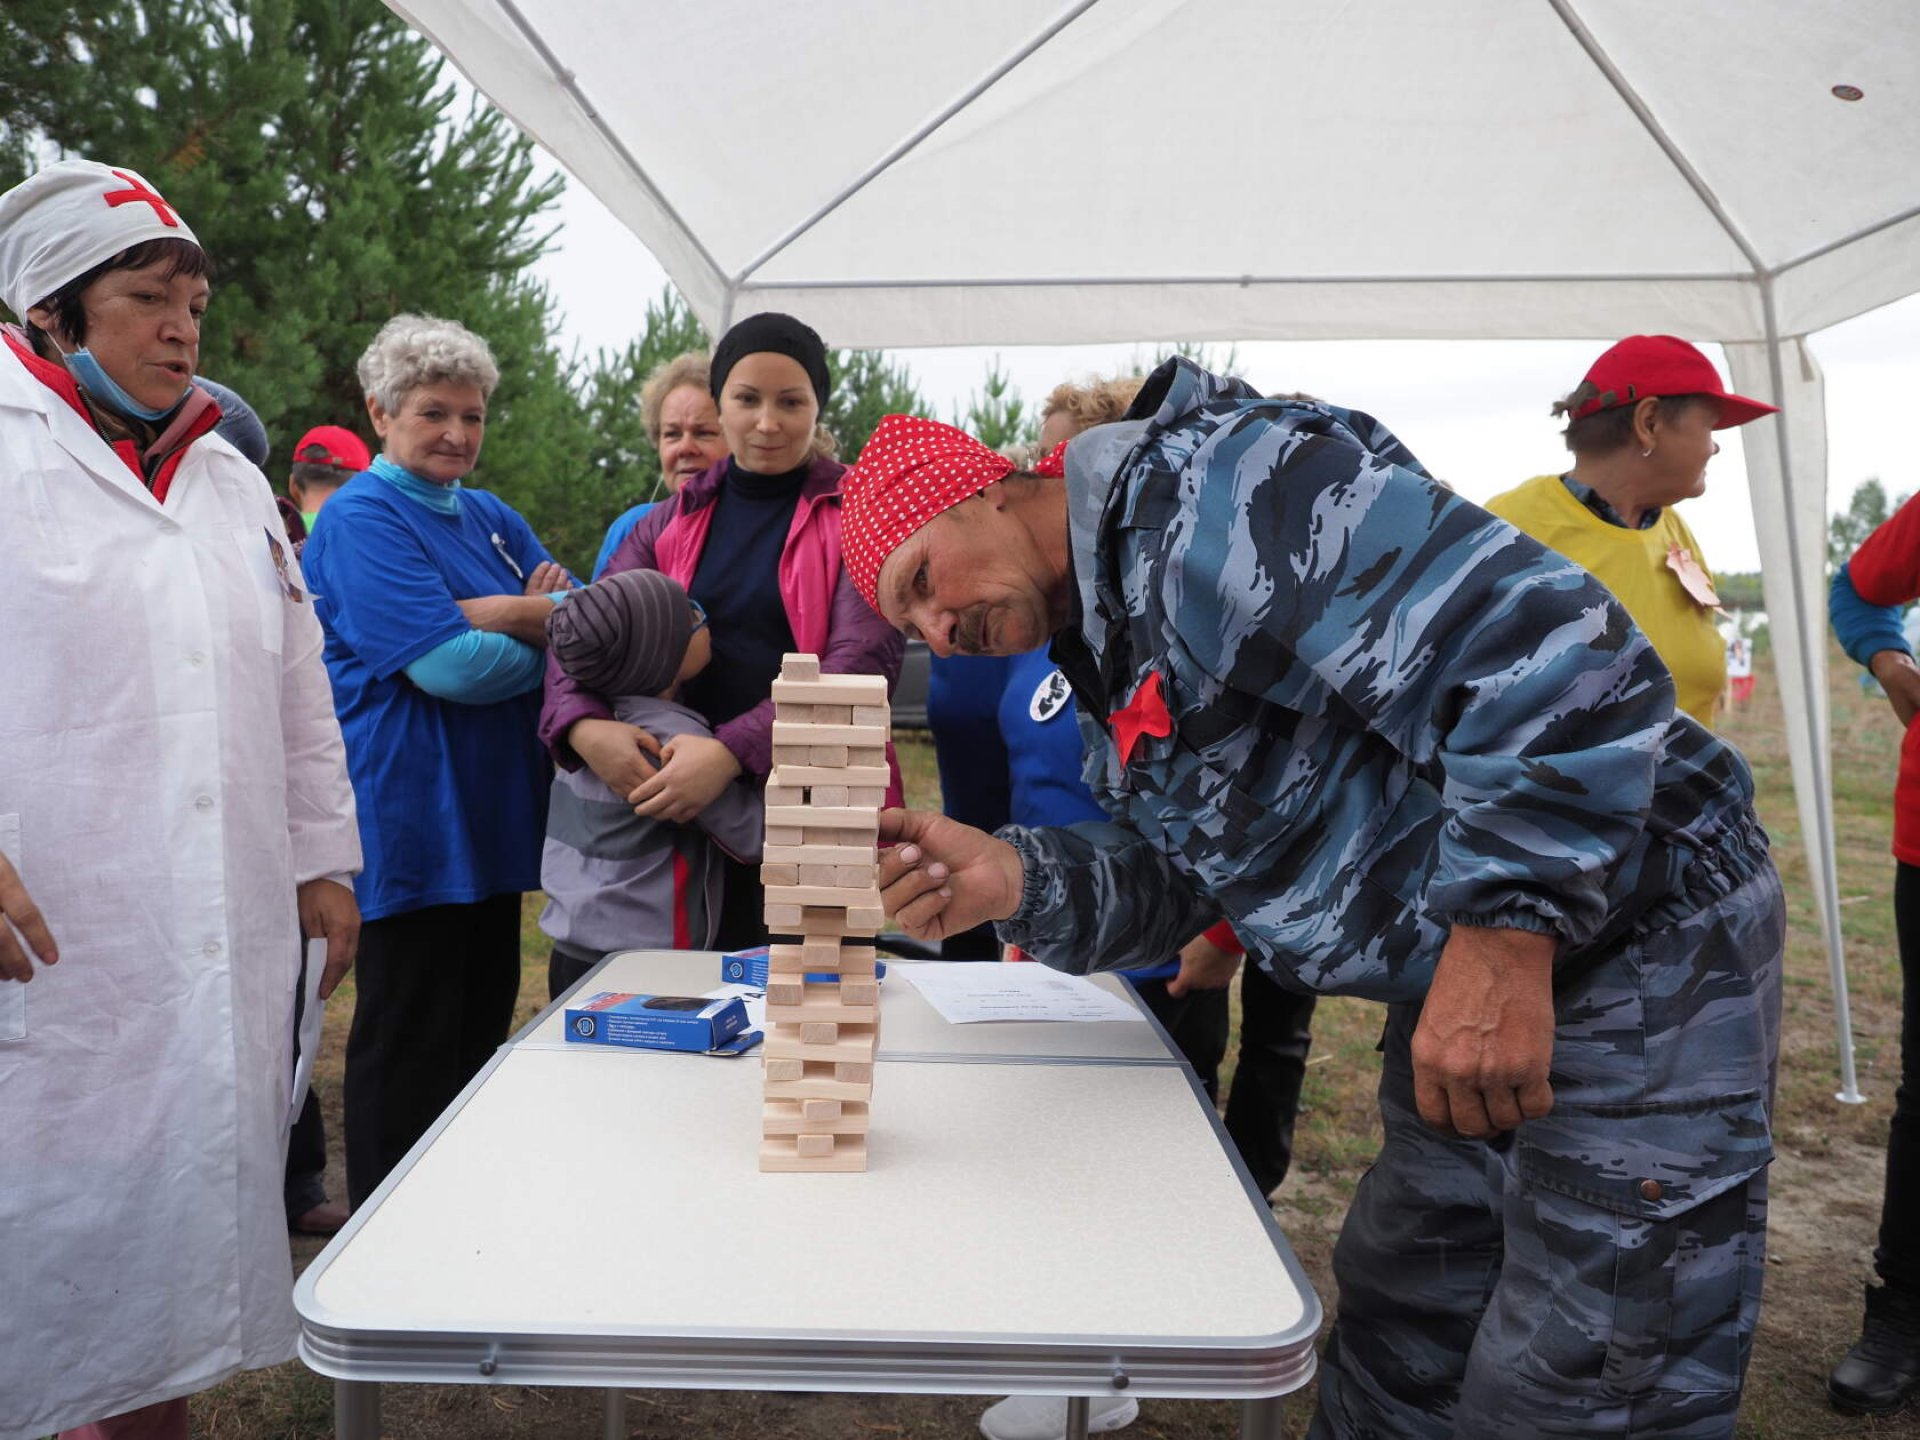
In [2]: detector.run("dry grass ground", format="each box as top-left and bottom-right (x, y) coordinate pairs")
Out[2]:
(190, 654), (1920, 1437)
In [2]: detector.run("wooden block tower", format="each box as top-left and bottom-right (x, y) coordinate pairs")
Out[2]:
(759, 653), (889, 1172)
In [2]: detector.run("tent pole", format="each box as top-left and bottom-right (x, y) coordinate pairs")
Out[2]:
(1758, 277), (1864, 1104)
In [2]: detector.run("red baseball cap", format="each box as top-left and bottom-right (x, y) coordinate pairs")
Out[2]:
(292, 424), (372, 472)
(1568, 335), (1778, 429)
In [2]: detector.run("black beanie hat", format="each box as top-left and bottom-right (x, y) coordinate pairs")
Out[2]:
(545, 569), (694, 698)
(709, 311), (831, 412)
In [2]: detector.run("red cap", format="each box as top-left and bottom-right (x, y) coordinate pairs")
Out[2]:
(1567, 335), (1778, 429)
(841, 415), (1015, 611)
(292, 424), (372, 472)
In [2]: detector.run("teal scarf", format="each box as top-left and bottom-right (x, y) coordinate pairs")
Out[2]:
(372, 454), (462, 514)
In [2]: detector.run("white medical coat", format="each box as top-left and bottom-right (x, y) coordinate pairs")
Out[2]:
(0, 344), (361, 1437)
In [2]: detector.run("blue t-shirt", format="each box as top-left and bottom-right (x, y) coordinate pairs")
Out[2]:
(303, 473), (555, 921)
(593, 501), (655, 580)
(926, 654), (1013, 833)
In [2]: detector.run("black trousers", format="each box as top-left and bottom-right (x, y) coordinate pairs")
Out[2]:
(1224, 961), (1318, 1197)
(1878, 864), (1920, 1292)
(283, 929), (329, 1220)
(1132, 975), (1230, 1100)
(344, 894), (524, 1208)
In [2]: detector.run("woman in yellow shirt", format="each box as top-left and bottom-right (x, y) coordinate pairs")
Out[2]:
(1486, 335), (1777, 725)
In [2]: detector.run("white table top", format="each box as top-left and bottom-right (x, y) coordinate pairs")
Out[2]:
(516, 950), (1181, 1065)
(296, 951), (1320, 1398)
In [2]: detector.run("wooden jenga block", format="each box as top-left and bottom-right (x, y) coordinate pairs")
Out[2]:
(810, 745), (849, 766)
(768, 990), (879, 1029)
(767, 978), (805, 1006)
(766, 825), (803, 847)
(764, 843), (877, 866)
(765, 806), (879, 835)
(771, 676), (889, 706)
(852, 706), (889, 727)
(800, 1021), (839, 1045)
(767, 903), (884, 934)
(764, 1058), (804, 1082)
(833, 1061), (874, 1085)
(809, 785), (850, 807)
(762, 1099), (869, 1135)
(810, 705), (853, 725)
(765, 1025), (877, 1065)
(772, 721), (889, 749)
(848, 788), (887, 807)
(761, 863), (799, 887)
(764, 1071), (872, 1103)
(833, 864), (875, 887)
(759, 1135), (866, 1172)
(801, 1097), (842, 1122)
(838, 976), (879, 1007)
(780, 654), (820, 681)
(795, 1133), (835, 1158)
(797, 863), (839, 886)
(849, 747), (886, 768)
(775, 702), (813, 724)
(764, 784), (806, 807)
(771, 745), (813, 769)
(769, 764), (891, 788)
(765, 884), (883, 911)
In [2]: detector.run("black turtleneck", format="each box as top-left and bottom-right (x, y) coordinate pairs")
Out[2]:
(683, 457), (806, 727)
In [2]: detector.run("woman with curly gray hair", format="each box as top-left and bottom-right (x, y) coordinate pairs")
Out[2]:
(304, 312), (571, 1206)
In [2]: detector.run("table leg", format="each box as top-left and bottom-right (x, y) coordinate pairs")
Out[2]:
(1239, 1395), (1285, 1440)
(603, 1385), (627, 1439)
(1064, 1395), (1090, 1440)
(335, 1379), (381, 1440)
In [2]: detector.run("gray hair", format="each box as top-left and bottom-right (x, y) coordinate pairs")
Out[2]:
(357, 313), (500, 412)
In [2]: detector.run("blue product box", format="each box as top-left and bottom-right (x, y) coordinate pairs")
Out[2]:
(721, 945), (885, 988)
(565, 992), (751, 1053)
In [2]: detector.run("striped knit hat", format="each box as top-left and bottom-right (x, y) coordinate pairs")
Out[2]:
(546, 569), (693, 698)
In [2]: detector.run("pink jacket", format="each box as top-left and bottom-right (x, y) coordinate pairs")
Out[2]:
(540, 456), (906, 801)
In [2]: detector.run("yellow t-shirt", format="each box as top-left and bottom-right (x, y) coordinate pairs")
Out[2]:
(1483, 475), (1725, 725)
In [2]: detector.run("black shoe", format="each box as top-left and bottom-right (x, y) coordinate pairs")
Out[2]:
(1829, 1285), (1920, 1415)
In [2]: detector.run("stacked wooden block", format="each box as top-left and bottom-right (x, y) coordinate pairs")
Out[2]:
(759, 653), (889, 1173)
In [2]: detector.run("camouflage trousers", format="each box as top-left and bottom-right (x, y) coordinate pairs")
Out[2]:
(1310, 860), (1785, 1438)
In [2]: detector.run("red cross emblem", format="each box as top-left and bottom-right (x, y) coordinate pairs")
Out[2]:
(101, 170), (179, 227)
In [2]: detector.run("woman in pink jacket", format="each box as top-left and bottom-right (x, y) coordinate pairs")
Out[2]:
(540, 312), (903, 949)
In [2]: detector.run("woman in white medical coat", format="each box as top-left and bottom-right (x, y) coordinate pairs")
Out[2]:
(0, 160), (362, 1440)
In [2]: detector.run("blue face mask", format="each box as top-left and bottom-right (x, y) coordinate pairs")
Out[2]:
(65, 347), (180, 423)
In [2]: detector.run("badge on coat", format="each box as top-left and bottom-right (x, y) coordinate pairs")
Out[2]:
(264, 527), (304, 602)
(1029, 667), (1072, 723)
(1666, 543), (1720, 610)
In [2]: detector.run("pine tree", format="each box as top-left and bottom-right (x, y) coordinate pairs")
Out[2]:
(822, 347), (930, 461)
(955, 356), (1037, 456)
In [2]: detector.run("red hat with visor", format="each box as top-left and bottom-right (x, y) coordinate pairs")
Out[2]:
(1566, 335), (1778, 428)
(292, 424), (372, 472)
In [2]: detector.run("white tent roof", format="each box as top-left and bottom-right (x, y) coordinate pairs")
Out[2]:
(393, 0), (1920, 1097)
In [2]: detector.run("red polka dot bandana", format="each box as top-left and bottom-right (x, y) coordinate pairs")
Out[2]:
(1032, 439), (1069, 478)
(841, 414), (1014, 611)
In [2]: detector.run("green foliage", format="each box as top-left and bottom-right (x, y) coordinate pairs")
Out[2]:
(1830, 477), (1909, 572)
(1714, 570), (1765, 612)
(822, 347), (930, 460)
(954, 356), (1037, 455)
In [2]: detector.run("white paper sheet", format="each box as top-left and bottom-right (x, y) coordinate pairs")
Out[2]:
(895, 962), (1146, 1025)
(290, 937), (327, 1123)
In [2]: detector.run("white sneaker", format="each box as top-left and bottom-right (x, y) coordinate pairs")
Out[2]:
(978, 1393), (1140, 1440)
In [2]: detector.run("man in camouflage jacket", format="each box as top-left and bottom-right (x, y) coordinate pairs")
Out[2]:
(842, 360), (1783, 1438)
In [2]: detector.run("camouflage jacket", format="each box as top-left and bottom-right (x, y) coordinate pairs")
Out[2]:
(996, 360), (1766, 1001)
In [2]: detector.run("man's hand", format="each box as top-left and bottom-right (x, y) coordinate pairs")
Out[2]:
(570, 718), (661, 797)
(1166, 932), (1243, 997)
(297, 878), (361, 1001)
(630, 734), (742, 822)
(876, 809), (1024, 940)
(0, 852), (57, 982)
(1410, 925), (1557, 1138)
(1871, 649), (1920, 728)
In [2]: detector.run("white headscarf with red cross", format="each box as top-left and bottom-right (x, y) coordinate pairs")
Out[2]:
(0, 159), (200, 324)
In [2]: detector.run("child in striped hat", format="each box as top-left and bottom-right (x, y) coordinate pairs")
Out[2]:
(538, 570), (763, 996)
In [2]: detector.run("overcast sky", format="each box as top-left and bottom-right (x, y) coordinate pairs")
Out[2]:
(531, 161), (1920, 576)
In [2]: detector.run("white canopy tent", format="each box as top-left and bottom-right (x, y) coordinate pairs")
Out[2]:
(392, 0), (1920, 1098)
